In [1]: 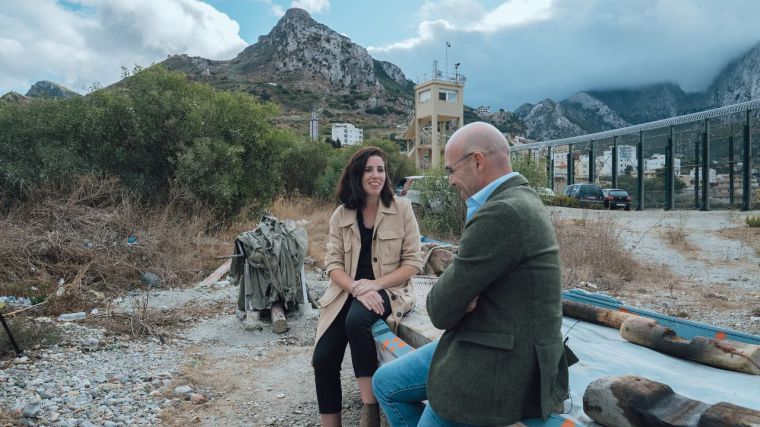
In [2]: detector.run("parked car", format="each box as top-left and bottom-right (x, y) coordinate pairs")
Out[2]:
(602, 188), (632, 211)
(395, 175), (443, 214)
(562, 183), (604, 208)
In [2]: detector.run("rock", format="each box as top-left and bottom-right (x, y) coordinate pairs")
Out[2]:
(100, 383), (122, 392)
(13, 356), (30, 364)
(173, 385), (192, 396)
(49, 412), (60, 421)
(23, 402), (42, 418)
(276, 393), (285, 398)
(189, 393), (207, 405)
(82, 337), (100, 347)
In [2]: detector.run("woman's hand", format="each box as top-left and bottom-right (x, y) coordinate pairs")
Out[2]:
(351, 279), (382, 297)
(356, 290), (385, 315)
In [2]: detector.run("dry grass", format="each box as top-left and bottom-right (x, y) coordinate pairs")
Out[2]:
(91, 294), (234, 340)
(269, 196), (334, 267)
(0, 406), (22, 427)
(661, 228), (699, 254)
(716, 226), (760, 257)
(0, 176), (227, 317)
(0, 316), (61, 357)
(553, 215), (640, 291)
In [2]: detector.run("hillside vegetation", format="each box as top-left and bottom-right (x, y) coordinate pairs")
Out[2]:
(0, 65), (415, 217)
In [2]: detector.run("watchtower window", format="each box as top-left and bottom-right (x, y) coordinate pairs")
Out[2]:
(419, 89), (431, 103)
(439, 89), (457, 102)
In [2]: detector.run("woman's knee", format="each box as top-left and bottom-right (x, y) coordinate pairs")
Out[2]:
(345, 304), (376, 337)
(312, 345), (342, 372)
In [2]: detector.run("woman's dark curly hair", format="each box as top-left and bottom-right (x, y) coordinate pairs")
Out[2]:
(335, 147), (394, 210)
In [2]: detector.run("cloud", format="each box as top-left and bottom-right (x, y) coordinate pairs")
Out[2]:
(0, 0), (247, 95)
(291, 0), (329, 14)
(370, 0), (760, 109)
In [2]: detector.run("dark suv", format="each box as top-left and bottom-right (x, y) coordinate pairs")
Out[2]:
(602, 188), (632, 211)
(562, 183), (604, 208)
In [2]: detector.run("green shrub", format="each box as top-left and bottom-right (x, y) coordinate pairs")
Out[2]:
(1, 65), (289, 217)
(746, 215), (760, 227)
(281, 139), (333, 196)
(546, 195), (579, 208)
(511, 153), (547, 191)
(418, 169), (466, 239)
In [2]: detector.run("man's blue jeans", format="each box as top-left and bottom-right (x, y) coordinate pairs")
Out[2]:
(372, 341), (478, 427)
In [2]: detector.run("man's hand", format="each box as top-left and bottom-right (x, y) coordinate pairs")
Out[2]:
(357, 290), (385, 315)
(351, 279), (382, 297)
(465, 296), (479, 313)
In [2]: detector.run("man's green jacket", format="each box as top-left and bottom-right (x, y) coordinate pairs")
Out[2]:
(426, 174), (570, 426)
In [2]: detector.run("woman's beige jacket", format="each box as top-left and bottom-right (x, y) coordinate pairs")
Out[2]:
(315, 196), (423, 345)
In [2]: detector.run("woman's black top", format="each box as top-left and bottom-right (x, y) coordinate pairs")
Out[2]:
(355, 210), (375, 281)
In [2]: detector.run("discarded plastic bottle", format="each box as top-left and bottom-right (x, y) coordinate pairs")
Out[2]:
(57, 312), (86, 322)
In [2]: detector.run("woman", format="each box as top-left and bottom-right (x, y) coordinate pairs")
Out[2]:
(312, 147), (423, 427)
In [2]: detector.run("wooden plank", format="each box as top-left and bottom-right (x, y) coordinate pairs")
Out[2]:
(270, 302), (288, 334)
(620, 316), (760, 375)
(562, 299), (637, 329)
(198, 259), (231, 287)
(397, 311), (442, 348)
(563, 290), (760, 345)
(583, 375), (760, 427)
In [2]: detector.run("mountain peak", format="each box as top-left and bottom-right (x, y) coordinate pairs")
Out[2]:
(282, 7), (313, 22)
(26, 80), (80, 99)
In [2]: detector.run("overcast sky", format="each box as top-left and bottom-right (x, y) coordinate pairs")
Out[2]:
(2, 0), (760, 110)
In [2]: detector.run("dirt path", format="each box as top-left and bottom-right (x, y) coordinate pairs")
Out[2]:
(153, 269), (366, 427)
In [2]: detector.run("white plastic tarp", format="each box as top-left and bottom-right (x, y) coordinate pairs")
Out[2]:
(560, 317), (760, 425)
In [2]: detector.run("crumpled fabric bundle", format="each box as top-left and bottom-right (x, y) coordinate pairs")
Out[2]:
(421, 242), (457, 276)
(231, 214), (308, 312)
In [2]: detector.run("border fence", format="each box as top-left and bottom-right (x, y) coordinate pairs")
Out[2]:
(510, 99), (760, 211)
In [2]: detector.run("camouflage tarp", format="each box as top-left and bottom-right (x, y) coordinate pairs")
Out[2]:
(230, 214), (308, 312)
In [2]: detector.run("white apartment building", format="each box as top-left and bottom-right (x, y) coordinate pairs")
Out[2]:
(331, 123), (364, 146)
(597, 145), (638, 176)
(645, 154), (681, 176)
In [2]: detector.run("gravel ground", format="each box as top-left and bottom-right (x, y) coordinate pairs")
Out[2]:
(2, 209), (760, 426)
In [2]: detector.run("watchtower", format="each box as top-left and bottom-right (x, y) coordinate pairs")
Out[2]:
(400, 62), (465, 169)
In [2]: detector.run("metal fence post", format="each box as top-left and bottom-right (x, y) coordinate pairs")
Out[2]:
(567, 145), (574, 186)
(612, 136), (619, 189)
(588, 142), (595, 183)
(637, 131), (644, 210)
(666, 126), (674, 210)
(729, 129), (735, 206)
(701, 119), (710, 211)
(546, 146), (553, 191)
(694, 132), (700, 209)
(743, 110), (752, 211)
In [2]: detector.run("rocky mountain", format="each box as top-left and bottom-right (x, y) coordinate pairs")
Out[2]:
(0, 91), (32, 104)
(25, 80), (81, 99)
(516, 43), (760, 140)
(161, 8), (415, 134)
(706, 42), (760, 106)
(514, 99), (585, 141)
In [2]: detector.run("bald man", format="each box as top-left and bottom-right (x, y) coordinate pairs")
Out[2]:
(373, 122), (570, 426)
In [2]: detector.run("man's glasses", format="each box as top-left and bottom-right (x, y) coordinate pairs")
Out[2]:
(444, 152), (475, 176)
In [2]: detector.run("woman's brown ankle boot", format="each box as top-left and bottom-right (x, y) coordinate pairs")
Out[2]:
(360, 403), (380, 427)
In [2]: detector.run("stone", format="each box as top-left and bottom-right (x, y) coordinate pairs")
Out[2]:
(189, 393), (208, 405)
(173, 385), (192, 396)
(22, 402), (42, 418)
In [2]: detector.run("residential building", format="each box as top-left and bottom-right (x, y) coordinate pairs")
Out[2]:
(331, 123), (364, 146)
